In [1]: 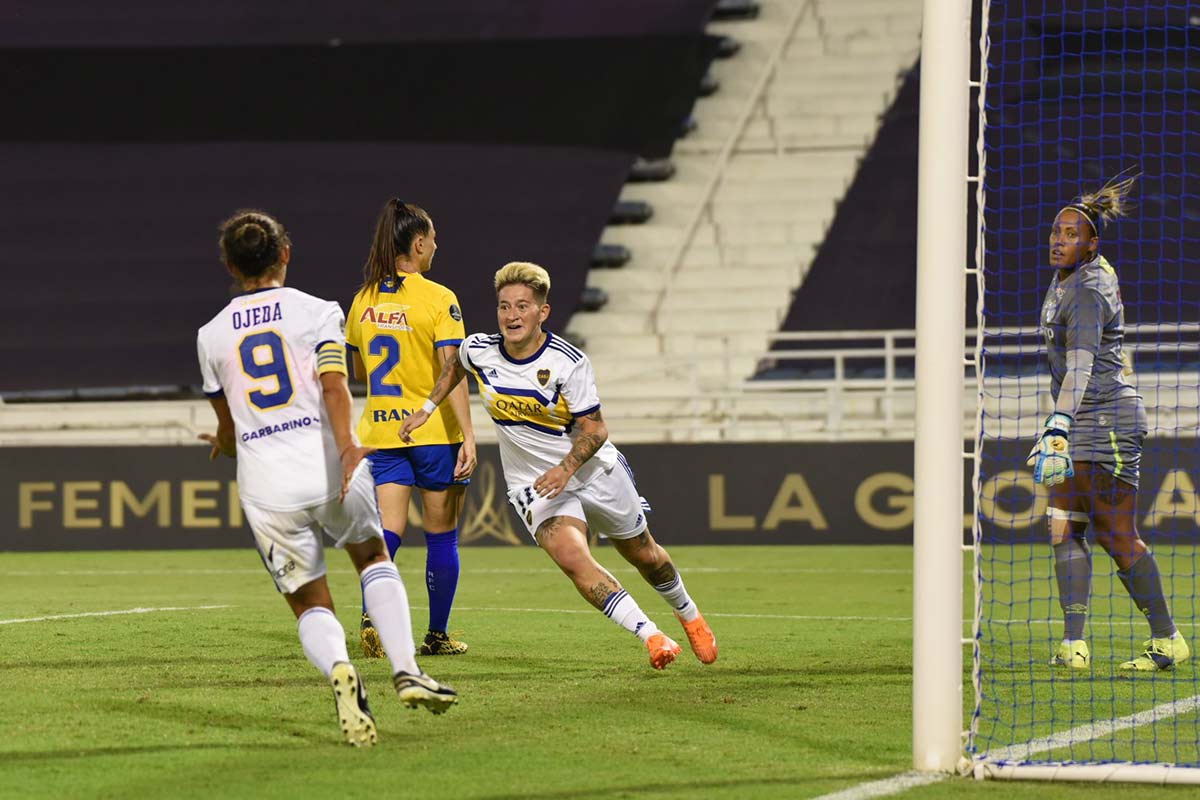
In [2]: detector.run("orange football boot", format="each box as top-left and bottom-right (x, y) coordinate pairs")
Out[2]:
(676, 612), (718, 664)
(645, 633), (683, 670)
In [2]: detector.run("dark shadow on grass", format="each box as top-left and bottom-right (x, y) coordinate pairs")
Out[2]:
(472, 770), (902, 800)
(0, 742), (296, 764)
(93, 698), (329, 745)
(9, 653), (288, 670)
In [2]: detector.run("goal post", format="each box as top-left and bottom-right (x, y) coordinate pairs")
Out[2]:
(912, 0), (972, 774)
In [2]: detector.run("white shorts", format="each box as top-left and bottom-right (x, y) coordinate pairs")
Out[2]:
(241, 466), (383, 594)
(507, 459), (651, 542)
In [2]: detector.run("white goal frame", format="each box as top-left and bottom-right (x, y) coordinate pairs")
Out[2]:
(913, 0), (1200, 784)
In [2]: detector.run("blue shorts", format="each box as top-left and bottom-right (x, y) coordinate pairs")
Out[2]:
(369, 444), (468, 491)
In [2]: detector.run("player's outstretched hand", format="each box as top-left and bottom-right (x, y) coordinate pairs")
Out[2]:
(534, 465), (570, 499)
(198, 433), (235, 460)
(399, 410), (430, 444)
(454, 439), (477, 481)
(339, 445), (377, 502)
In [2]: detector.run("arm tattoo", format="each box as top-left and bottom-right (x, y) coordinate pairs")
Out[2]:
(428, 352), (467, 406)
(559, 409), (606, 474)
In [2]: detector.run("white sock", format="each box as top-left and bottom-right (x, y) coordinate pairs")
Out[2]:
(297, 607), (349, 678)
(653, 573), (699, 622)
(361, 561), (420, 675)
(602, 589), (659, 642)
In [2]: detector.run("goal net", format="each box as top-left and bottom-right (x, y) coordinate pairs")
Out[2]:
(972, 0), (1200, 781)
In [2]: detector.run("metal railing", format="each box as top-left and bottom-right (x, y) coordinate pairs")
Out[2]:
(4, 326), (1199, 445)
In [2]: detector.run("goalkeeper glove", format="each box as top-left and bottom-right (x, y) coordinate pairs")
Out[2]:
(1026, 412), (1074, 486)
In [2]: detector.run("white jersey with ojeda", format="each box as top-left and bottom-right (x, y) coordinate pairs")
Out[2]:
(197, 287), (346, 511)
(459, 332), (619, 491)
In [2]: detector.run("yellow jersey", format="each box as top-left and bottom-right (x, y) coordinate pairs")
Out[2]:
(346, 272), (466, 448)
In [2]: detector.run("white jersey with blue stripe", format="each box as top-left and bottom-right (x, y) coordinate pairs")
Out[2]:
(459, 331), (620, 491)
(197, 287), (346, 512)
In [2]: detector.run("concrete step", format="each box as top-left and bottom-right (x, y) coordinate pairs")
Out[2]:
(659, 306), (784, 335)
(603, 285), (794, 314)
(821, 15), (923, 40)
(838, 37), (920, 58)
(666, 152), (859, 187)
(716, 184), (845, 206)
(621, 179), (843, 205)
(720, 152), (862, 179)
(766, 92), (895, 116)
(585, 269), (671, 293)
(766, 80), (904, 105)
(565, 333), (662, 359)
(596, 224), (707, 250)
(709, 19), (820, 44)
(666, 286), (794, 310)
(774, 113), (881, 139)
(671, 264), (803, 289)
(577, 331), (775, 361)
(710, 203), (836, 230)
(566, 311), (655, 338)
(816, 0), (923, 20)
(776, 55), (912, 78)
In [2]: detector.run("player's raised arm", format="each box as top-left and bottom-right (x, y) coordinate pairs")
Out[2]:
(399, 352), (467, 443)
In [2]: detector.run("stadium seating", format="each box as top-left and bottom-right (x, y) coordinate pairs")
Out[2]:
(568, 0), (925, 423)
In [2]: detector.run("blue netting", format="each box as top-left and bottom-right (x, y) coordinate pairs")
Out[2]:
(974, 0), (1200, 768)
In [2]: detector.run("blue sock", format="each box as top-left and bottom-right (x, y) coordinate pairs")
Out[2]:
(383, 528), (402, 561)
(362, 529), (402, 612)
(425, 529), (460, 634)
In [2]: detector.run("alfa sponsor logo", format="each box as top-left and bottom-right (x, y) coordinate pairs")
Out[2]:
(359, 304), (412, 331)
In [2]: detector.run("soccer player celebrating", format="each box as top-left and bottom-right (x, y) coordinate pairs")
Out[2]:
(1028, 175), (1189, 671)
(347, 199), (476, 658)
(399, 261), (717, 670)
(197, 210), (457, 747)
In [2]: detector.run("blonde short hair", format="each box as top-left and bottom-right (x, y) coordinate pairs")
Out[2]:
(494, 261), (551, 303)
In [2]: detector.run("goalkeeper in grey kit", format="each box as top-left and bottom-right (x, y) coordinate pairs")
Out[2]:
(1028, 174), (1189, 672)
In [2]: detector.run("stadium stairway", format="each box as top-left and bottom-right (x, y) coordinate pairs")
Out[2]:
(566, 0), (924, 408)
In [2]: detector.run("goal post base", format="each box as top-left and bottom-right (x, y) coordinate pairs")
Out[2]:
(974, 761), (1200, 785)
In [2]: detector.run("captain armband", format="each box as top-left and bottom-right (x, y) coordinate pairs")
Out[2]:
(316, 341), (348, 376)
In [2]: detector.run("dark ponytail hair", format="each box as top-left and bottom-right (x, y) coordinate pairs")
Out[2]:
(361, 198), (432, 292)
(218, 210), (290, 277)
(1067, 173), (1139, 237)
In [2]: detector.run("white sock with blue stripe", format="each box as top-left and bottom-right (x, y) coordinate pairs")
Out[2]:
(653, 573), (699, 622)
(361, 560), (420, 676)
(602, 590), (659, 642)
(297, 606), (349, 679)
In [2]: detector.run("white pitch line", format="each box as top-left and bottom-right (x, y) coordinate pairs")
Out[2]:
(989, 694), (1200, 762)
(814, 689), (1200, 800)
(810, 770), (948, 800)
(0, 566), (911, 577)
(408, 605), (912, 622)
(0, 605), (232, 626)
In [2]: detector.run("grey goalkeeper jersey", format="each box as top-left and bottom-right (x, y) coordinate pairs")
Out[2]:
(1038, 254), (1136, 410)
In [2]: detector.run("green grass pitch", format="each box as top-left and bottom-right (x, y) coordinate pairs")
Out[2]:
(2, 544), (1198, 799)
